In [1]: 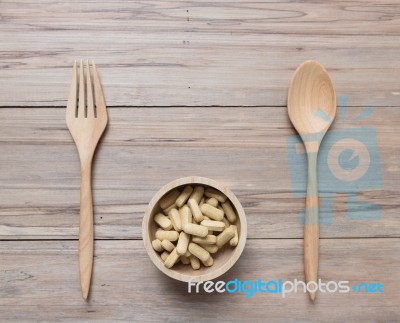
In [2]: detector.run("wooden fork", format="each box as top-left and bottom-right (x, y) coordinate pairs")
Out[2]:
(66, 60), (108, 299)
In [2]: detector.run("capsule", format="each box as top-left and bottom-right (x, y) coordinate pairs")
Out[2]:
(161, 239), (175, 252)
(176, 185), (193, 207)
(151, 239), (163, 252)
(155, 229), (179, 241)
(200, 204), (224, 221)
(201, 219), (225, 232)
(216, 226), (235, 248)
(201, 244), (219, 254)
(188, 198), (204, 222)
(192, 235), (217, 245)
(189, 186), (204, 204)
(230, 224), (239, 247)
(176, 232), (190, 255)
(183, 223), (208, 238)
(154, 213), (172, 230)
(188, 242), (210, 262)
(179, 205), (192, 227)
(164, 248), (180, 268)
(205, 187), (227, 203)
(222, 201), (237, 223)
(164, 203), (177, 214)
(189, 255), (201, 270)
(202, 256), (213, 267)
(159, 190), (180, 209)
(169, 208), (182, 232)
(206, 197), (219, 208)
(160, 251), (170, 261)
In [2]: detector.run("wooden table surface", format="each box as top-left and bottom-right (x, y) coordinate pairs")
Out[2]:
(1, 1), (399, 322)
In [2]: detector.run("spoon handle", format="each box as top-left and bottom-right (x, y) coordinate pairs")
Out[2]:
(304, 150), (319, 301)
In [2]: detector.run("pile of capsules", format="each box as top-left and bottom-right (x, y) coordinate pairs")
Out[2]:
(151, 185), (239, 270)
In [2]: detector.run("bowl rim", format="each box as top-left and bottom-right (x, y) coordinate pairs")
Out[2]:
(142, 176), (247, 282)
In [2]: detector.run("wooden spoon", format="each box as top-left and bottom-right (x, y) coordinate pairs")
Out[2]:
(287, 60), (336, 301)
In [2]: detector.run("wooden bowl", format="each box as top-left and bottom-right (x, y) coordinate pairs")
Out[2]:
(142, 176), (247, 282)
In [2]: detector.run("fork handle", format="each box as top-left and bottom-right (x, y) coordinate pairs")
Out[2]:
(304, 150), (319, 301)
(79, 162), (94, 300)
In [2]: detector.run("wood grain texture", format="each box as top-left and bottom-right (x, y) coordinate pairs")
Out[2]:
(0, 239), (399, 322)
(1, 1), (399, 319)
(1, 0), (400, 106)
(0, 107), (399, 240)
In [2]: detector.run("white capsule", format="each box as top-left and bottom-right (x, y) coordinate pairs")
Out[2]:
(164, 203), (177, 214)
(189, 255), (201, 270)
(216, 226), (235, 248)
(192, 235), (217, 245)
(164, 248), (180, 268)
(159, 190), (180, 209)
(176, 232), (190, 255)
(161, 239), (175, 252)
(200, 203), (224, 221)
(205, 187), (227, 203)
(201, 219), (225, 232)
(160, 251), (170, 261)
(206, 197), (219, 208)
(188, 198), (204, 222)
(222, 201), (237, 223)
(201, 244), (219, 254)
(183, 223), (208, 238)
(230, 224), (239, 247)
(179, 205), (193, 227)
(155, 230), (179, 242)
(154, 213), (172, 230)
(169, 208), (182, 232)
(151, 239), (163, 252)
(188, 242), (210, 262)
(176, 185), (193, 207)
(189, 186), (204, 204)
(201, 255), (213, 267)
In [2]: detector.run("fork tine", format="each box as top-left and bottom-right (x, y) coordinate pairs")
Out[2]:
(66, 61), (78, 118)
(92, 61), (107, 119)
(86, 60), (95, 118)
(78, 59), (85, 118)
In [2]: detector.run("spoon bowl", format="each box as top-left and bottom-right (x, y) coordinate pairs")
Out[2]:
(288, 60), (336, 137)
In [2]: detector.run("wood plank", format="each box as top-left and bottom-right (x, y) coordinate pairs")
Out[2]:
(1, 0), (400, 106)
(0, 239), (398, 321)
(0, 107), (399, 239)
